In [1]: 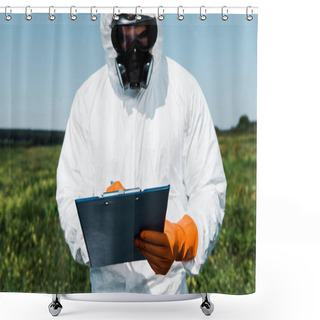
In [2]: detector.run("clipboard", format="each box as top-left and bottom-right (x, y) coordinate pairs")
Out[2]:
(75, 185), (170, 268)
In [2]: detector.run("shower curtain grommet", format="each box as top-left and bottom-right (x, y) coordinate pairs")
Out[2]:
(200, 293), (214, 316)
(157, 6), (165, 21)
(221, 6), (229, 21)
(178, 6), (184, 21)
(90, 7), (97, 21)
(113, 6), (120, 20)
(48, 294), (63, 317)
(25, 6), (32, 21)
(4, 6), (12, 21)
(200, 6), (207, 21)
(135, 6), (142, 20)
(246, 6), (254, 21)
(70, 6), (77, 21)
(48, 6), (56, 21)
(177, 6), (184, 21)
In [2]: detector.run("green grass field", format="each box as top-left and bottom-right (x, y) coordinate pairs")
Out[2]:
(0, 131), (255, 294)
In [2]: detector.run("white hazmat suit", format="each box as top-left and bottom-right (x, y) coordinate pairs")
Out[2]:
(56, 14), (226, 294)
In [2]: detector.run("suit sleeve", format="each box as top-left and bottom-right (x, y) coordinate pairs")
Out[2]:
(56, 91), (95, 266)
(182, 81), (227, 276)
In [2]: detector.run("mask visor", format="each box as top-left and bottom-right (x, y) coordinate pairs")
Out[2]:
(111, 20), (157, 54)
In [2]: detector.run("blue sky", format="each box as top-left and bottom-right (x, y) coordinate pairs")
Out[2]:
(0, 13), (257, 131)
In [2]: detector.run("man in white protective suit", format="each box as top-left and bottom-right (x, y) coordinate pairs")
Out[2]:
(56, 13), (226, 294)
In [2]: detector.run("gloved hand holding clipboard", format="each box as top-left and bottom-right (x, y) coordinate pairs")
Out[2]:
(75, 185), (170, 268)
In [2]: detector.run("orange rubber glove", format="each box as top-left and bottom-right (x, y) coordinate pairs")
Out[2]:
(106, 181), (125, 192)
(135, 215), (198, 275)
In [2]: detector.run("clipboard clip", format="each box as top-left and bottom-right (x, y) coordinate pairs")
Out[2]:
(101, 187), (141, 198)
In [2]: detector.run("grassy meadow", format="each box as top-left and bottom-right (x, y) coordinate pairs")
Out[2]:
(0, 130), (255, 294)
(186, 131), (256, 294)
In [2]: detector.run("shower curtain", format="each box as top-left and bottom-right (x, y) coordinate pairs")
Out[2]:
(0, 8), (257, 296)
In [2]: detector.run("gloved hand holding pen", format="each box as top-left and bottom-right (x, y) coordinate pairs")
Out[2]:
(106, 181), (198, 276)
(135, 215), (198, 275)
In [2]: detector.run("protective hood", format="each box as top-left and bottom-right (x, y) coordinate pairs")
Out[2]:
(100, 14), (163, 99)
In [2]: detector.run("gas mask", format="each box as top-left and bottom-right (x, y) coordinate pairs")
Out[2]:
(111, 14), (158, 90)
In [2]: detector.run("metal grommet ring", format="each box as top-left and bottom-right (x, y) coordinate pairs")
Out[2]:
(200, 5), (207, 21)
(221, 6), (228, 21)
(5, 6), (12, 21)
(246, 6), (253, 21)
(177, 6), (184, 21)
(49, 6), (56, 21)
(70, 6), (77, 21)
(113, 6), (119, 20)
(90, 6), (97, 21)
(25, 6), (32, 21)
(158, 6), (164, 21)
(135, 6), (142, 20)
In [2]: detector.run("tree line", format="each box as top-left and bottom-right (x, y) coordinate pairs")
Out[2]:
(0, 129), (65, 147)
(0, 116), (256, 147)
(215, 115), (256, 136)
